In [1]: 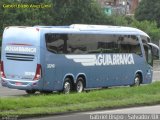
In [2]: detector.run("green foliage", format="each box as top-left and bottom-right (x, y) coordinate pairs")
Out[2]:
(1, 0), (54, 27)
(131, 19), (160, 41)
(108, 14), (160, 41)
(0, 0), (114, 34)
(0, 0), (112, 27)
(107, 16), (160, 42)
(109, 15), (134, 26)
(135, 0), (160, 27)
(52, 0), (111, 25)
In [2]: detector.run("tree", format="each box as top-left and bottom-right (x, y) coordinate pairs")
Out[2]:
(131, 19), (160, 41)
(135, 0), (160, 27)
(52, 0), (112, 25)
(0, 0), (54, 28)
(0, 0), (114, 28)
(0, 0), (114, 44)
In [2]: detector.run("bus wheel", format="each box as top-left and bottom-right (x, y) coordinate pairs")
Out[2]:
(63, 78), (72, 94)
(76, 77), (84, 93)
(132, 74), (141, 87)
(25, 90), (36, 94)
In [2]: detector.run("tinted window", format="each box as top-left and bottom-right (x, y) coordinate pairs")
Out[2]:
(119, 35), (141, 55)
(45, 34), (67, 53)
(45, 34), (141, 55)
(141, 35), (151, 61)
(67, 34), (117, 54)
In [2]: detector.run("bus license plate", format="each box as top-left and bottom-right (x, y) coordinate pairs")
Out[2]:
(15, 82), (22, 85)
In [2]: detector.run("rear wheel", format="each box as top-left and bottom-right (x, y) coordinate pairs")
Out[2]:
(76, 77), (84, 93)
(25, 90), (36, 94)
(63, 78), (73, 94)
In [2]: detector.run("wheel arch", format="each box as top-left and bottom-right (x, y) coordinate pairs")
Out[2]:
(63, 74), (75, 88)
(76, 73), (87, 88)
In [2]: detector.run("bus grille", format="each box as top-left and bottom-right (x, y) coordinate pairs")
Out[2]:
(6, 53), (35, 61)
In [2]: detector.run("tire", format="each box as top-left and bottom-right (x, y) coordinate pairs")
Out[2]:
(25, 90), (36, 94)
(76, 77), (84, 93)
(131, 74), (141, 87)
(63, 78), (72, 94)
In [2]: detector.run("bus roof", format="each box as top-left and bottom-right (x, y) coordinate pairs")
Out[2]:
(36, 24), (150, 38)
(5, 24), (150, 38)
(70, 24), (149, 37)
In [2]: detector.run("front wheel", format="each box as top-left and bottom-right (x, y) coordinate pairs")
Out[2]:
(76, 77), (84, 93)
(131, 74), (141, 87)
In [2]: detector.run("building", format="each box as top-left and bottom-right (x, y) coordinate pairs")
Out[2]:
(97, 0), (140, 15)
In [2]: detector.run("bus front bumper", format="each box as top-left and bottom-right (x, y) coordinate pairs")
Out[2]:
(1, 77), (40, 90)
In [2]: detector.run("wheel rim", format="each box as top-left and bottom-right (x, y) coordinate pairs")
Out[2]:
(64, 82), (71, 94)
(134, 76), (140, 86)
(77, 81), (83, 93)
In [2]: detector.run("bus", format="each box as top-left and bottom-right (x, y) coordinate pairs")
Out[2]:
(1, 24), (159, 94)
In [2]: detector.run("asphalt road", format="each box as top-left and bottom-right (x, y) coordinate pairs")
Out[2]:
(0, 84), (26, 97)
(0, 71), (160, 97)
(24, 105), (160, 120)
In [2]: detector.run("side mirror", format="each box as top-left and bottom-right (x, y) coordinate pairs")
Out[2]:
(148, 43), (159, 60)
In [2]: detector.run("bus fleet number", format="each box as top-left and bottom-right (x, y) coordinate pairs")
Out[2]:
(47, 64), (55, 69)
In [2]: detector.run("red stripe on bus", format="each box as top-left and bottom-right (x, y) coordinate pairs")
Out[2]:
(7, 43), (32, 46)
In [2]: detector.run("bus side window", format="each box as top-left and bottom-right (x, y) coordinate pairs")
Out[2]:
(141, 36), (153, 65)
(45, 34), (58, 53)
(118, 35), (141, 55)
(144, 44), (153, 66)
(45, 34), (68, 54)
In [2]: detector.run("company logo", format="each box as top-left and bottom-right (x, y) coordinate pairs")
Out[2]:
(65, 54), (134, 66)
(5, 46), (36, 53)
